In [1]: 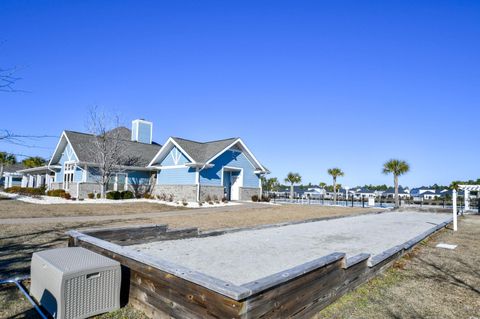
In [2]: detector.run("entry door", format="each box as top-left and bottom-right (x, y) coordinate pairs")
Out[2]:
(230, 173), (241, 200)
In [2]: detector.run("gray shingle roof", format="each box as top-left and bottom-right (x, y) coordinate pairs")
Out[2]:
(2, 163), (25, 173)
(64, 130), (161, 166)
(171, 137), (238, 163)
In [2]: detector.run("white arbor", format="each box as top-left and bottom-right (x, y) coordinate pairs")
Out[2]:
(452, 184), (480, 231)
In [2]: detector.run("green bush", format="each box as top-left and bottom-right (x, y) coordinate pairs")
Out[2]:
(261, 195), (271, 202)
(96, 193), (101, 199)
(64, 192), (71, 200)
(121, 190), (134, 199)
(251, 195), (259, 202)
(87, 193), (95, 199)
(106, 191), (121, 200)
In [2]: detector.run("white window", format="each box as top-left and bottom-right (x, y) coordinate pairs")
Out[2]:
(63, 162), (75, 189)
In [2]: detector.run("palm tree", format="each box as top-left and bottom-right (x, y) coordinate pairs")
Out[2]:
(284, 172), (302, 199)
(327, 168), (344, 205)
(319, 182), (326, 188)
(0, 152), (17, 185)
(22, 156), (46, 168)
(261, 177), (279, 193)
(382, 159), (410, 208)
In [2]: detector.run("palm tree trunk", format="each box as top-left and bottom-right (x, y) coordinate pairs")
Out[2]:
(333, 177), (337, 205)
(394, 175), (399, 208)
(290, 183), (294, 199)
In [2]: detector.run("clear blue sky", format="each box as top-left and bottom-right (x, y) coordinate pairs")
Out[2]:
(1, 0), (479, 187)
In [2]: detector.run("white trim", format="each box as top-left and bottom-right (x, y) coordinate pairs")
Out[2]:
(48, 131), (80, 167)
(205, 138), (267, 173)
(148, 137), (196, 167)
(150, 165), (188, 170)
(221, 166), (243, 201)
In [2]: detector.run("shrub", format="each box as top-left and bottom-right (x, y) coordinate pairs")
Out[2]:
(121, 190), (134, 199)
(182, 199), (188, 206)
(64, 192), (71, 200)
(205, 194), (212, 202)
(6, 187), (45, 197)
(157, 193), (167, 201)
(261, 195), (271, 202)
(251, 195), (259, 202)
(106, 191), (121, 200)
(47, 189), (67, 198)
(87, 193), (95, 199)
(143, 193), (152, 199)
(212, 195), (218, 202)
(222, 196), (228, 203)
(198, 201), (203, 207)
(168, 193), (174, 202)
(96, 193), (101, 199)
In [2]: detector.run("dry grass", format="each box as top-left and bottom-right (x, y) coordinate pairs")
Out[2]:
(0, 197), (186, 218)
(313, 215), (480, 319)
(135, 204), (377, 230)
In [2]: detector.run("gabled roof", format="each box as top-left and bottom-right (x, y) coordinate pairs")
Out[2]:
(171, 137), (238, 164)
(50, 129), (161, 167)
(149, 137), (268, 172)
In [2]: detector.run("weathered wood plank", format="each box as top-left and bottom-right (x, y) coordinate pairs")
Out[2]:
(67, 230), (251, 300)
(241, 253), (344, 296)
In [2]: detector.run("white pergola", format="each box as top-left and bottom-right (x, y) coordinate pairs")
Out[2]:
(452, 184), (480, 231)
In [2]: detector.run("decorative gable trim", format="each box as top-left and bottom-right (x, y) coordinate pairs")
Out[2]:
(205, 138), (267, 173)
(48, 131), (80, 166)
(148, 137), (195, 167)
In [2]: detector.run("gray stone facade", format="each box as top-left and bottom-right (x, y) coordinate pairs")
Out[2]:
(50, 182), (63, 190)
(153, 184), (198, 202)
(199, 185), (224, 202)
(240, 187), (261, 201)
(50, 182), (102, 199)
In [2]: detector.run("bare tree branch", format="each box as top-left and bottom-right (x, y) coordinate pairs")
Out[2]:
(0, 129), (56, 149)
(86, 107), (141, 197)
(0, 66), (26, 93)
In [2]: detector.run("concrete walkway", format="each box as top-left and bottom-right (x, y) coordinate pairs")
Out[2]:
(0, 202), (270, 225)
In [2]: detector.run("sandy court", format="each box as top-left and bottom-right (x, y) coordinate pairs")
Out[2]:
(131, 211), (450, 285)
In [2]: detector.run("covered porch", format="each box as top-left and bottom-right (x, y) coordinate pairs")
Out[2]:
(17, 166), (57, 189)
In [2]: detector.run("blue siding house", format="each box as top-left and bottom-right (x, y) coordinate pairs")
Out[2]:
(148, 137), (268, 201)
(31, 119), (268, 201)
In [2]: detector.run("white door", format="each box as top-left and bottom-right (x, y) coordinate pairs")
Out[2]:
(230, 173), (241, 200)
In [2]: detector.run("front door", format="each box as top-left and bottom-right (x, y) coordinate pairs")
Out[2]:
(230, 172), (241, 201)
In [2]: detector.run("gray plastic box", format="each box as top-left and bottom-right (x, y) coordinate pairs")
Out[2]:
(31, 247), (121, 319)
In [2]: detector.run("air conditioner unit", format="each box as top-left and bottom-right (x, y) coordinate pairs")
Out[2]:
(30, 247), (121, 319)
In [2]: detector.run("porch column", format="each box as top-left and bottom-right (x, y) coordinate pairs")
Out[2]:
(452, 189), (457, 231)
(464, 189), (470, 211)
(21, 176), (28, 187)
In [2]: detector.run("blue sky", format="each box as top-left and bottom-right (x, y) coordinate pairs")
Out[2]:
(1, 0), (479, 187)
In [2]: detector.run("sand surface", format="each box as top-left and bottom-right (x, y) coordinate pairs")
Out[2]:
(132, 211), (450, 285)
